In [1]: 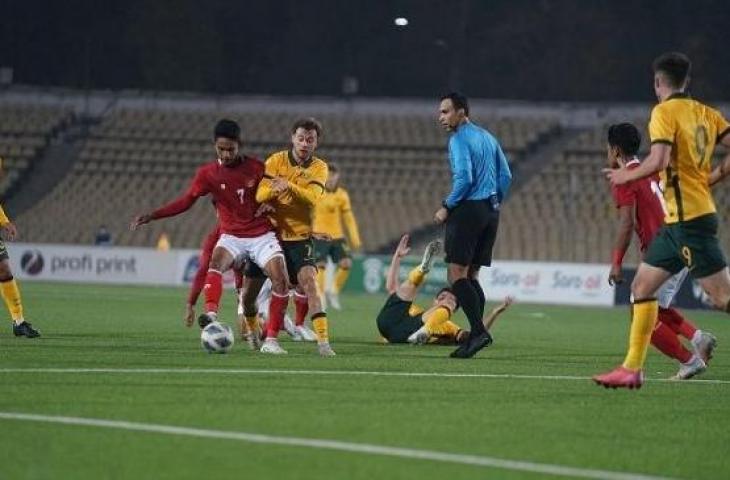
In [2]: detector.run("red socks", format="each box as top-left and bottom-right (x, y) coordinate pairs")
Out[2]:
(203, 270), (223, 313)
(651, 320), (692, 364)
(658, 307), (697, 340)
(266, 291), (289, 338)
(294, 292), (309, 326)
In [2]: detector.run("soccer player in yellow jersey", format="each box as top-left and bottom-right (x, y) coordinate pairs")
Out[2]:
(252, 117), (335, 356)
(0, 163), (40, 338)
(313, 164), (361, 310)
(596, 52), (730, 389)
(377, 234), (512, 345)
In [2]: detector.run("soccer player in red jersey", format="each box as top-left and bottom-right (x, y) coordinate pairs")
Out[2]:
(131, 119), (289, 330)
(605, 123), (715, 380)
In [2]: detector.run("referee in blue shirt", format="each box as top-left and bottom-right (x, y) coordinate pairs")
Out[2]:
(434, 92), (512, 358)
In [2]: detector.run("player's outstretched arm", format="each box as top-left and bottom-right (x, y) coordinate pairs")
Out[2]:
(130, 191), (198, 230)
(130, 213), (152, 230)
(483, 296), (514, 331)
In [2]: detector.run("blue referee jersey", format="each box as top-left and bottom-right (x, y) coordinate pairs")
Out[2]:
(444, 121), (512, 210)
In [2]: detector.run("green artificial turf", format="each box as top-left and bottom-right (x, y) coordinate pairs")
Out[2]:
(0, 282), (728, 479)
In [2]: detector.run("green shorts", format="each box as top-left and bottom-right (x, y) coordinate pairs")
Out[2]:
(314, 238), (350, 264)
(376, 294), (423, 344)
(644, 213), (727, 279)
(281, 239), (316, 285)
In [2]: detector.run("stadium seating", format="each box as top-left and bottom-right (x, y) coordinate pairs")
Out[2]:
(0, 104), (73, 196)
(8, 97), (729, 264)
(16, 107), (558, 251)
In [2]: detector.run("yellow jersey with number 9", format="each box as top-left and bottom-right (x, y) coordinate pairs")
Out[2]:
(648, 93), (730, 223)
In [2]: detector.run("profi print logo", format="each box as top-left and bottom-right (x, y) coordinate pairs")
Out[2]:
(20, 250), (44, 276)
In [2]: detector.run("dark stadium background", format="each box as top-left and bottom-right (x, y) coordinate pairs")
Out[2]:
(2, 0), (729, 101)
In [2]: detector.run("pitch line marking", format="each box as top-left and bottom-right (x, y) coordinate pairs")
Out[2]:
(0, 412), (679, 480)
(0, 368), (728, 385)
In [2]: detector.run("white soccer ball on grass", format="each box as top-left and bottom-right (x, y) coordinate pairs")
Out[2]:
(200, 321), (234, 354)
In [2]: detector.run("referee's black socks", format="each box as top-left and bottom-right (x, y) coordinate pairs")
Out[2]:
(469, 278), (486, 317)
(452, 278), (485, 335)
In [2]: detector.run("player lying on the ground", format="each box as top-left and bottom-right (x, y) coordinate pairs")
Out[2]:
(605, 123), (716, 380)
(376, 234), (512, 345)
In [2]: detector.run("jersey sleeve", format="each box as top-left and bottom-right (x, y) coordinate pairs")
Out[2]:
(611, 184), (636, 209)
(255, 155), (279, 203)
(340, 189), (361, 249)
(188, 166), (210, 197)
(0, 204), (10, 225)
(713, 108), (730, 143)
(648, 104), (675, 145)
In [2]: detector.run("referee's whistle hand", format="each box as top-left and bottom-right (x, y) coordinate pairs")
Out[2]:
(433, 207), (448, 224)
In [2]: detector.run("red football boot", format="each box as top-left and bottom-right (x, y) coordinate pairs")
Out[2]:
(592, 366), (644, 389)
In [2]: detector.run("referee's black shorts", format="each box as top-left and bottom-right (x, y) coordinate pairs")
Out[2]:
(444, 199), (500, 267)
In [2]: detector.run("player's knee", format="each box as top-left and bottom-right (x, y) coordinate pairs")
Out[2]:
(630, 276), (654, 300)
(0, 261), (12, 281)
(704, 286), (730, 311)
(339, 258), (352, 269)
(298, 272), (317, 294)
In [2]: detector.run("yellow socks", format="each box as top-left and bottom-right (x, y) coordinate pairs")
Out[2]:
(424, 307), (458, 337)
(407, 267), (426, 287)
(622, 299), (658, 371)
(312, 313), (329, 343)
(244, 314), (259, 335)
(0, 278), (23, 323)
(333, 267), (350, 294)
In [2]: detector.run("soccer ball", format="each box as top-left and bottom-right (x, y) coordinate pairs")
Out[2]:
(200, 321), (234, 354)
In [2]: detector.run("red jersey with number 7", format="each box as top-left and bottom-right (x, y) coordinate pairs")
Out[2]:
(188, 157), (272, 237)
(610, 159), (665, 252)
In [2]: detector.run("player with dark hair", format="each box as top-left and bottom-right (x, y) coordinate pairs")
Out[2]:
(248, 117), (335, 356)
(597, 52), (730, 388)
(313, 163), (361, 310)
(434, 92), (512, 358)
(606, 122), (715, 380)
(131, 119), (290, 334)
(377, 234), (512, 345)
